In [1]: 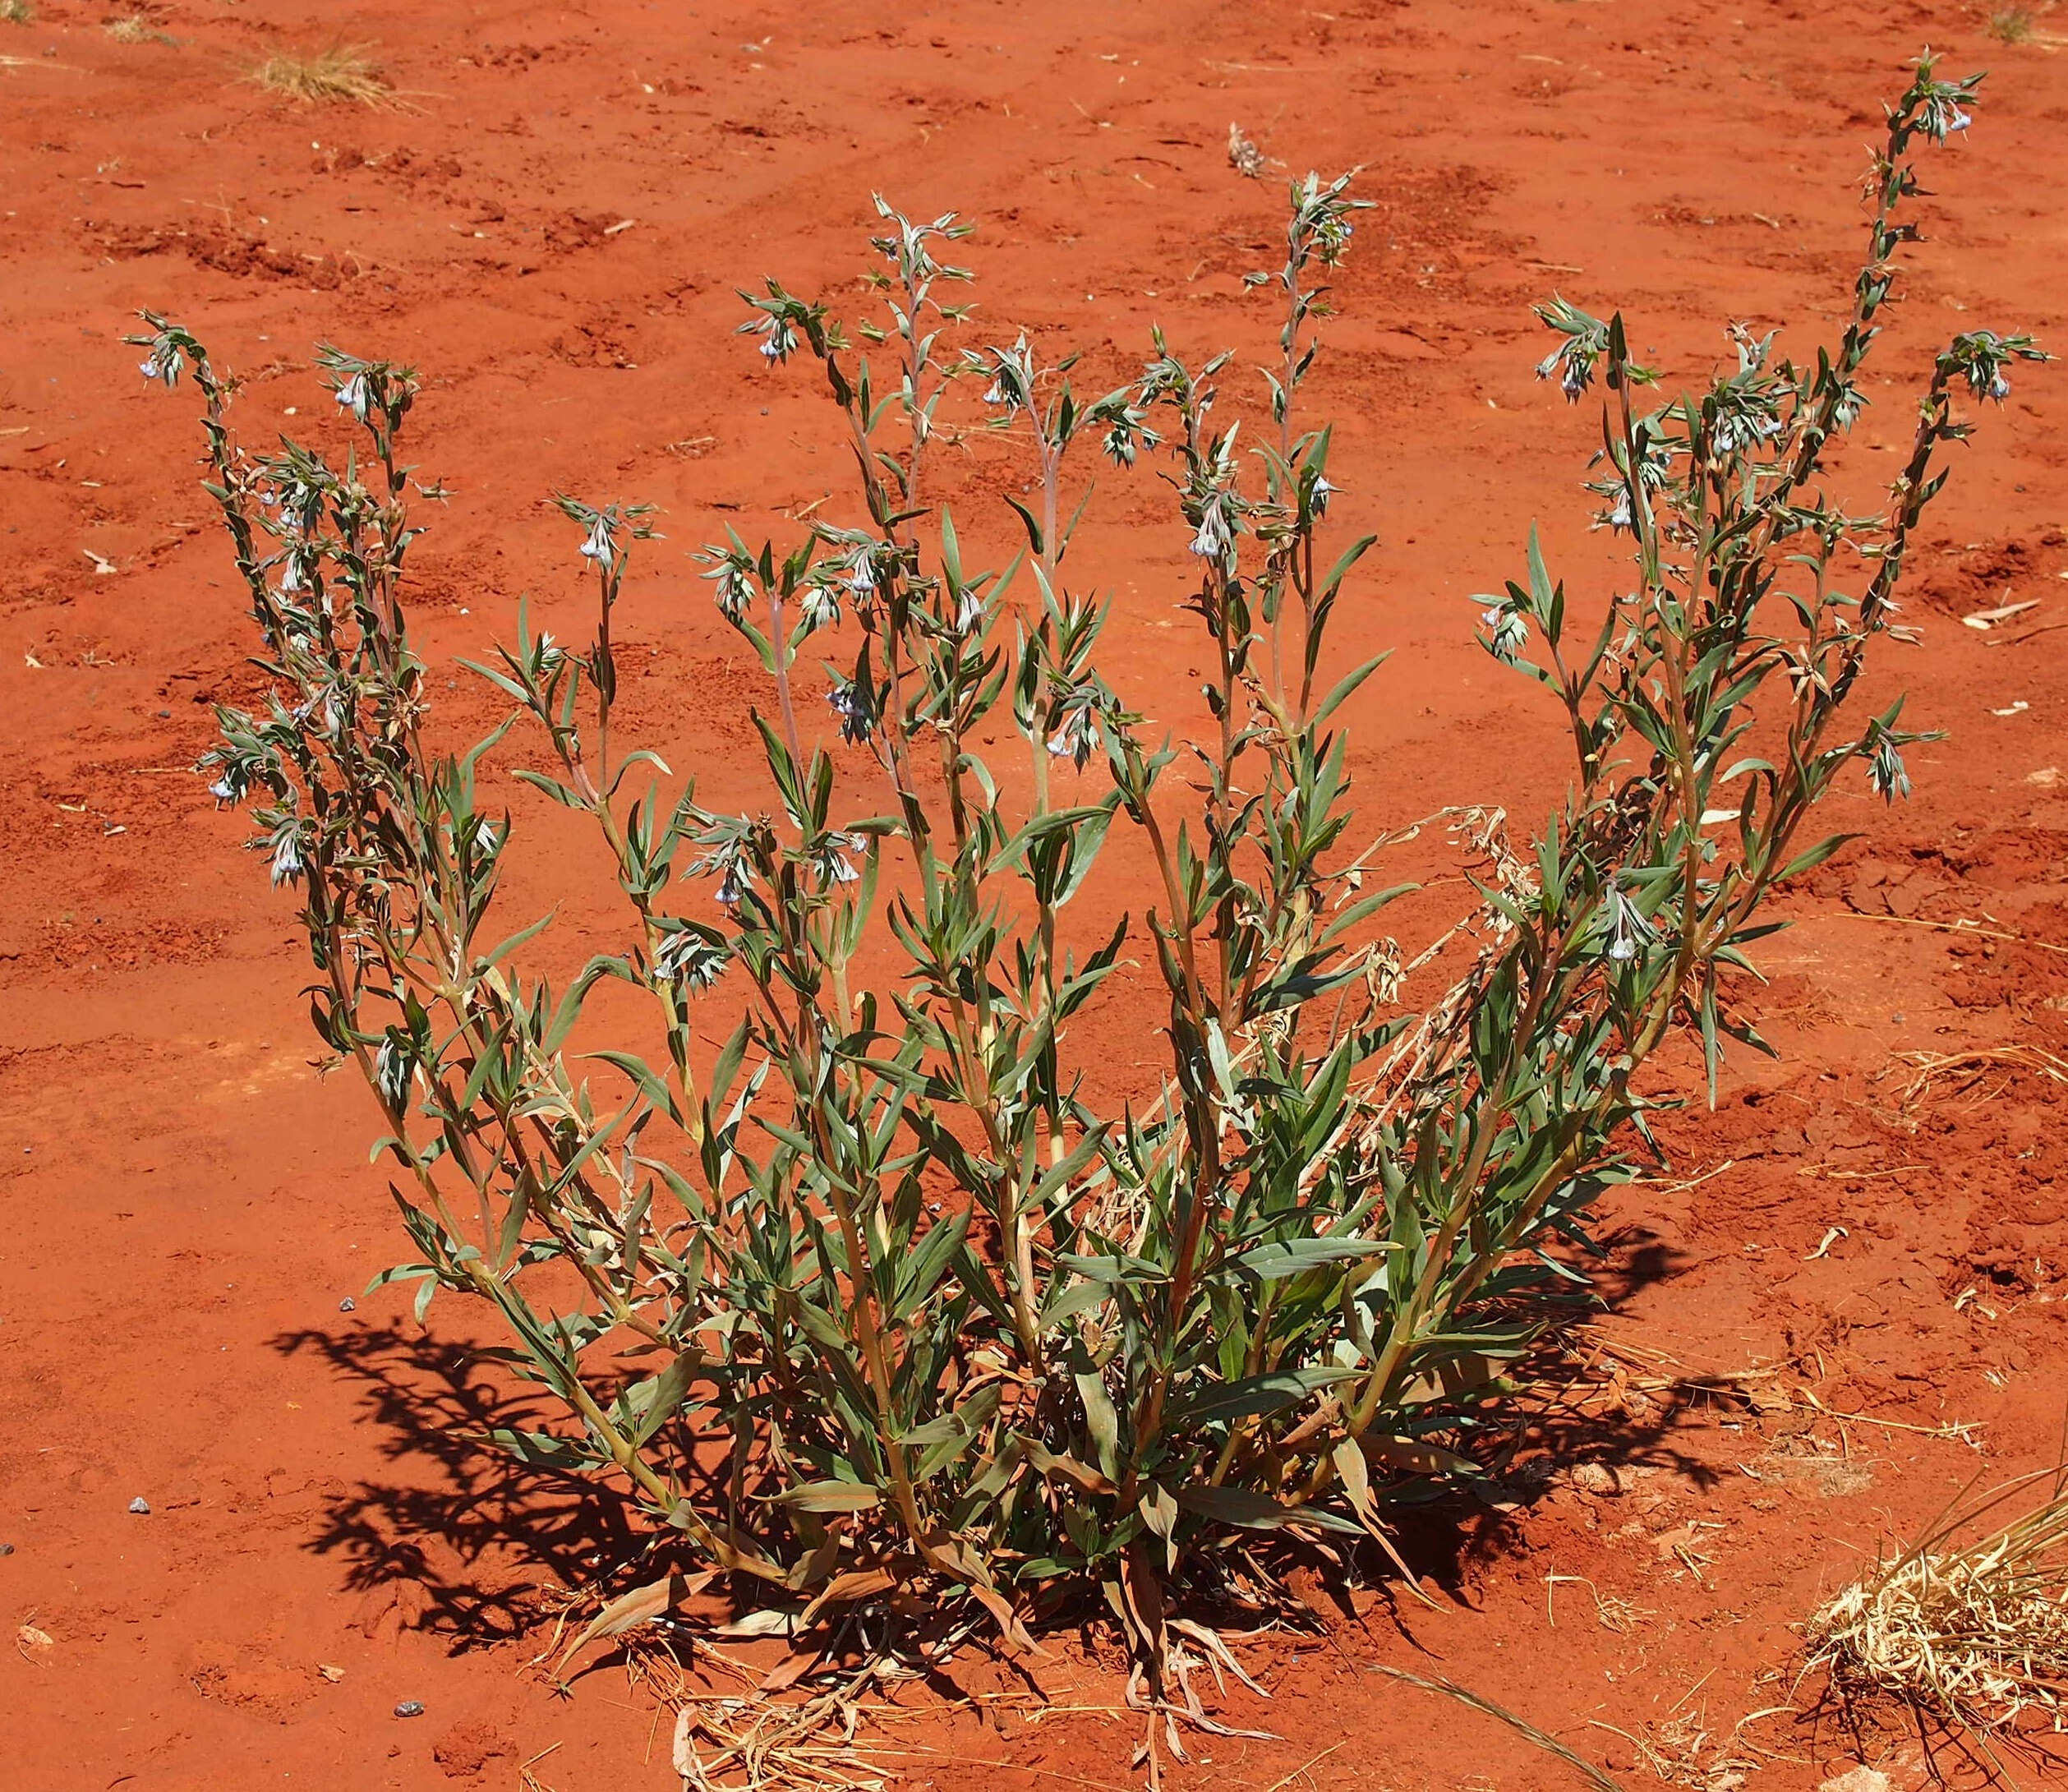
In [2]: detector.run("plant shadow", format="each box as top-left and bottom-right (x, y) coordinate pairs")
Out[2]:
(268, 1218), (1710, 1653)
(270, 1322), (643, 1649)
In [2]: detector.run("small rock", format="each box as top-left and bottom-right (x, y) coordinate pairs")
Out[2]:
(1571, 1462), (1620, 1499)
(317, 1663), (346, 1683)
(128, 1496), (151, 1515)
(394, 1700), (426, 1720)
(1819, 1769), (1891, 1792)
(0, 1542), (15, 1555)
(339, 1296), (357, 1313)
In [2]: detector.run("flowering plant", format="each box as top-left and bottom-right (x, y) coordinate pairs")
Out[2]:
(140, 55), (2036, 1767)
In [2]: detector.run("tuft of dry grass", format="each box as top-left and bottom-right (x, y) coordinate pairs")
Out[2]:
(104, 15), (173, 45)
(1807, 1467), (2068, 1736)
(1990, 7), (2038, 42)
(1, 0), (35, 24)
(248, 44), (394, 107)
(1895, 1043), (2068, 1113)
(1227, 122), (1266, 179)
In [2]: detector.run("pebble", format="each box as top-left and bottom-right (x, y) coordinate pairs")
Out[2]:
(1, 1542), (16, 1555)
(339, 1297), (357, 1313)
(394, 1700), (425, 1719)
(1570, 1462), (1620, 1499)
(128, 1496), (151, 1514)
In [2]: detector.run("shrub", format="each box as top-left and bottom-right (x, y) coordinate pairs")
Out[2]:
(136, 51), (2034, 1747)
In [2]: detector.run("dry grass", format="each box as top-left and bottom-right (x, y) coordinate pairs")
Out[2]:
(1587, 1705), (1766, 1791)
(1894, 1043), (2068, 1113)
(0, 0), (34, 24)
(104, 15), (173, 45)
(1807, 1467), (2068, 1736)
(1990, 7), (2038, 42)
(248, 44), (394, 107)
(1227, 122), (1266, 179)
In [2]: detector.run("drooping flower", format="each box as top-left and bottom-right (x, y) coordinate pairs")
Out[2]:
(1919, 91), (1973, 141)
(711, 560), (753, 624)
(1047, 689), (1102, 768)
(1103, 418), (1146, 467)
(335, 371), (372, 422)
(1868, 734), (1913, 804)
(827, 677), (876, 744)
(810, 832), (864, 889)
(754, 319), (799, 364)
(269, 827), (305, 889)
(1603, 884), (1655, 964)
(655, 928), (730, 992)
(1189, 500), (1232, 562)
(799, 583), (841, 633)
(1482, 605), (1529, 663)
(577, 513), (616, 573)
(137, 343), (183, 389)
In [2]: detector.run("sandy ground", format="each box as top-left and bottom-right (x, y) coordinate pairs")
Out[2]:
(4, 1), (2068, 1788)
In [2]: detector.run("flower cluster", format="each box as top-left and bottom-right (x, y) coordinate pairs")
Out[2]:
(1533, 295), (1611, 402)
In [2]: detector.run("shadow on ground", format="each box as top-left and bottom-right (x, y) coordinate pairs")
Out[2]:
(270, 1323), (644, 1647)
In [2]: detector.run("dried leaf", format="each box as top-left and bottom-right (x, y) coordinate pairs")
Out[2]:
(556, 1573), (687, 1670)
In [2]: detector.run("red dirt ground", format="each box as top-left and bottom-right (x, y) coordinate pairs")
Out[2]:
(5, 2), (2068, 1788)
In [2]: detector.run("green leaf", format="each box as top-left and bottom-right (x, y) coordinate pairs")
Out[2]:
(510, 768), (587, 810)
(585, 1048), (684, 1126)
(1317, 882), (1416, 949)
(1228, 1237), (1394, 1283)
(1776, 832), (1858, 882)
(482, 1427), (599, 1472)
(629, 1352), (701, 1445)
(1313, 652), (1389, 726)
(1167, 1365), (1361, 1427)
(1177, 1486), (1361, 1535)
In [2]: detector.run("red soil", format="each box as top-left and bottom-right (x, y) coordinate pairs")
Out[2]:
(4, 2), (2068, 1789)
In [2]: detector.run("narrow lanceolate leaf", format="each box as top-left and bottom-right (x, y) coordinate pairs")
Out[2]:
(1177, 1486), (1362, 1535)
(768, 1481), (882, 1514)
(1167, 1366), (1361, 1428)
(1227, 1237), (1393, 1283)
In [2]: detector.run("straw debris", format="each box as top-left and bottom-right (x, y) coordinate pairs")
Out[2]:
(248, 44), (394, 107)
(1807, 1468), (2068, 1733)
